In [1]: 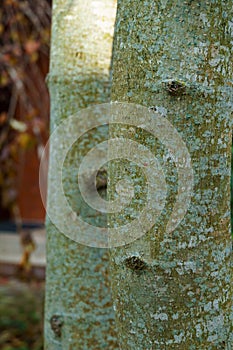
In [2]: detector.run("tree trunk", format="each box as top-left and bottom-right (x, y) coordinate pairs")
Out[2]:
(109, 1), (233, 349)
(44, 1), (118, 349)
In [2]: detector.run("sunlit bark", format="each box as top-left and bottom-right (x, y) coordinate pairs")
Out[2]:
(45, 1), (118, 349)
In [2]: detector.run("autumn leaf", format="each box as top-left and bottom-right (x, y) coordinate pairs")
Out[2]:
(0, 112), (7, 125)
(0, 71), (10, 86)
(24, 40), (40, 55)
(17, 132), (35, 149)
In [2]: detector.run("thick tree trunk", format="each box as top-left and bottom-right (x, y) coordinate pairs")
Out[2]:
(109, 1), (233, 349)
(44, 1), (118, 349)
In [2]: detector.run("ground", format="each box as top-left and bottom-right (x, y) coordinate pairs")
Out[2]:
(0, 278), (44, 350)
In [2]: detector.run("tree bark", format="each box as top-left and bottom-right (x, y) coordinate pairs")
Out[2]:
(109, 1), (233, 349)
(44, 1), (118, 349)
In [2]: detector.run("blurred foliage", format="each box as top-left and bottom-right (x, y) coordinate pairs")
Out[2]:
(0, 0), (51, 220)
(0, 279), (44, 350)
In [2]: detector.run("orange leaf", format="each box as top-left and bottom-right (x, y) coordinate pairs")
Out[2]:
(0, 112), (7, 125)
(24, 40), (40, 55)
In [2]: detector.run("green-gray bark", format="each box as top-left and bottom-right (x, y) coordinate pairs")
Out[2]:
(45, 1), (118, 349)
(109, 1), (233, 349)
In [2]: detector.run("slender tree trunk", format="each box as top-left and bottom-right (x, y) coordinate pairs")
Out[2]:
(109, 1), (233, 349)
(45, 1), (118, 349)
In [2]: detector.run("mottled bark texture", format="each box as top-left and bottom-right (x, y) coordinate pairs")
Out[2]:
(109, 1), (233, 349)
(45, 1), (118, 349)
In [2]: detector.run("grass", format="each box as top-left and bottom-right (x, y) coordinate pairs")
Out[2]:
(0, 278), (44, 350)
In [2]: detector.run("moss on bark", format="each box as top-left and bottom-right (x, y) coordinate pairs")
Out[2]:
(109, 1), (233, 349)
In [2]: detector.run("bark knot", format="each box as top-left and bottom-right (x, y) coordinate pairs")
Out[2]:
(124, 256), (147, 271)
(163, 79), (186, 96)
(50, 314), (63, 338)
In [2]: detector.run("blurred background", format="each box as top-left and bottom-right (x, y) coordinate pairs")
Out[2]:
(0, 1), (233, 350)
(0, 0), (51, 348)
